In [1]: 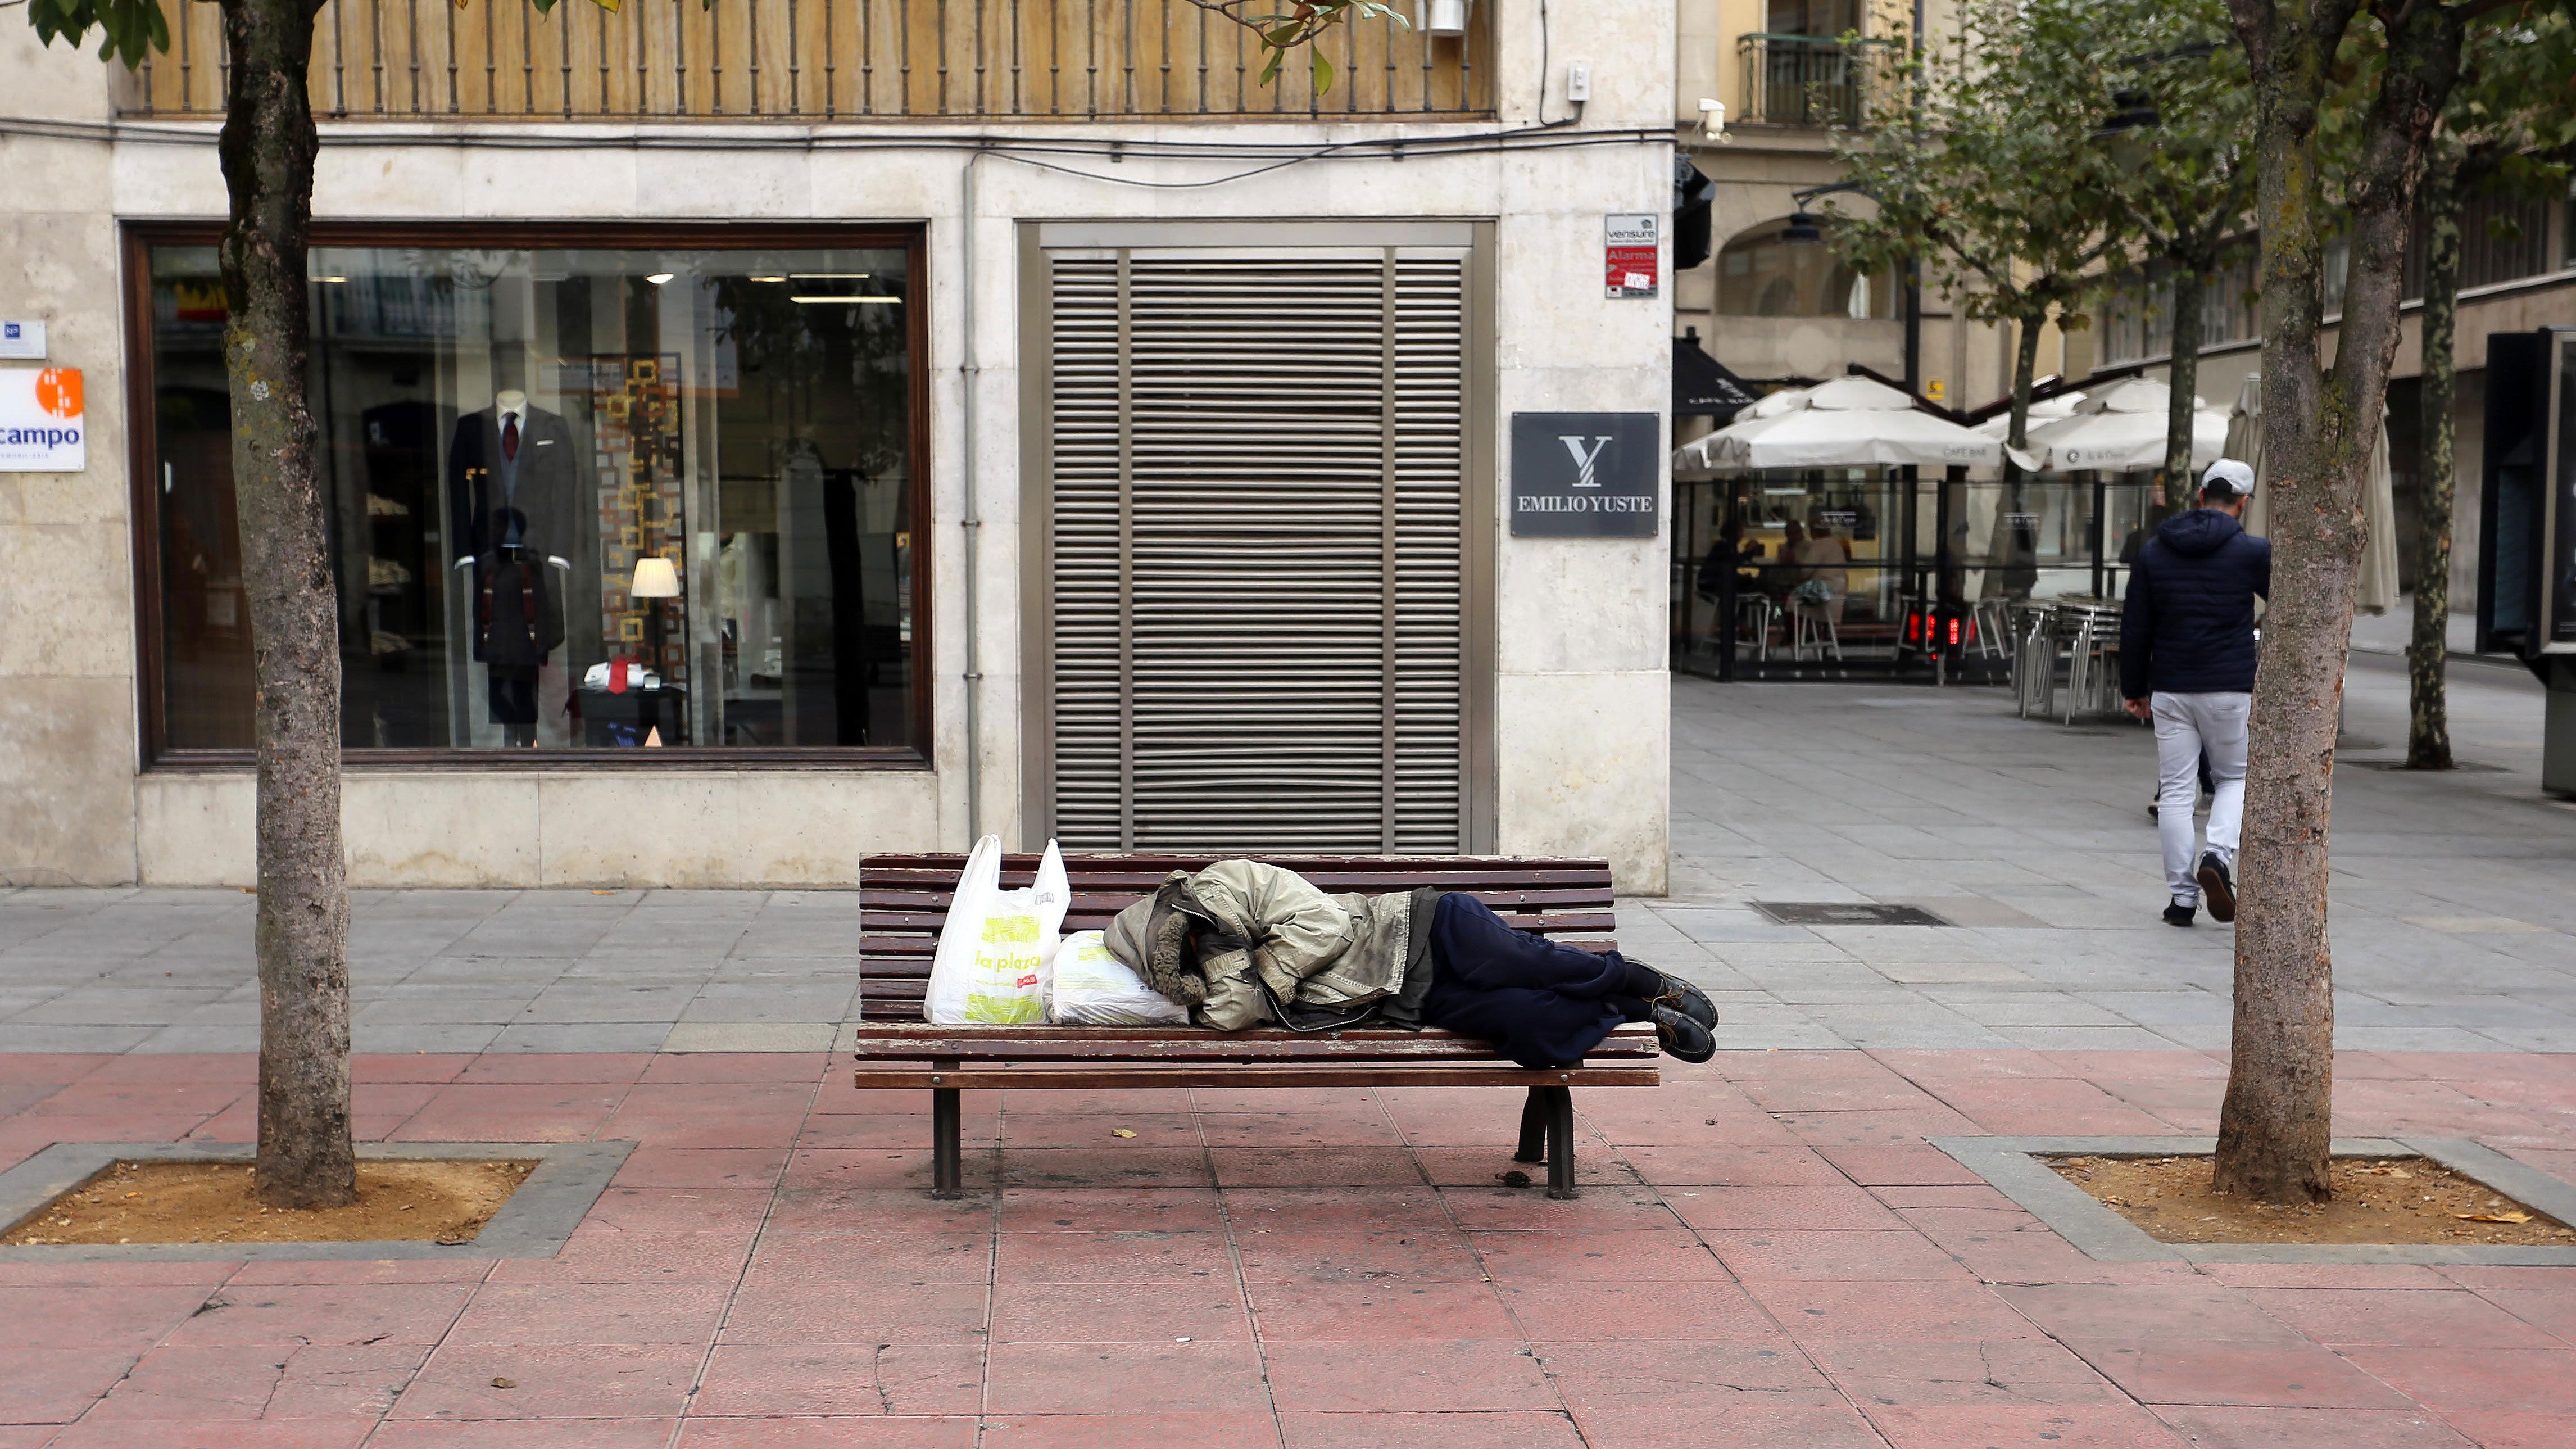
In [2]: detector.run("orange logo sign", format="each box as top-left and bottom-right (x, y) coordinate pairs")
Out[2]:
(34, 369), (81, 420)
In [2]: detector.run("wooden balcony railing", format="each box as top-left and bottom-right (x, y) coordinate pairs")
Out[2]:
(123, 0), (1494, 121)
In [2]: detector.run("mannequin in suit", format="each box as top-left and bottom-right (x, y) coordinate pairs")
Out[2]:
(448, 388), (579, 564)
(473, 508), (567, 748)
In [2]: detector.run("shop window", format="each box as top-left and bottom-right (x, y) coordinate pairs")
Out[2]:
(139, 232), (924, 759)
(1716, 220), (1897, 320)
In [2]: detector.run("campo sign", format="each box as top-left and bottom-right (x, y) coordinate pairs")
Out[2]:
(1509, 412), (1658, 538)
(0, 368), (84, 473)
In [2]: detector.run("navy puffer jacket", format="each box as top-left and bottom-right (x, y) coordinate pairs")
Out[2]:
(2119, 509), (2271, 698)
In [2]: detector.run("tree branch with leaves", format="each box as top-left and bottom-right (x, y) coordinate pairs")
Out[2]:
(1177, 0), (1409, 92)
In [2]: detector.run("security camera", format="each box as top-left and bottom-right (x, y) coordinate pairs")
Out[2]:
(1698, 99), (1730, 144)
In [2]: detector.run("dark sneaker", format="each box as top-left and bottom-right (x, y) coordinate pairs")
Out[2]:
(2197, 853), (2237, 923)
(1651, 1004), (1717, 1063)
(2162, 901), (2196, 927)
(1653, 972), (1718, 1030)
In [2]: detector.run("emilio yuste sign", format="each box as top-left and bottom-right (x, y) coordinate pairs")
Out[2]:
(0, 368), (84, 473)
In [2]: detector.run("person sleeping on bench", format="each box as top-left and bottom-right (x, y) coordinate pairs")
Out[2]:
(1100, 860), (1717, 1067)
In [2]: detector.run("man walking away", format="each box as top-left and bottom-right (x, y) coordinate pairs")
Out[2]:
(2121, 459), (2270, 927)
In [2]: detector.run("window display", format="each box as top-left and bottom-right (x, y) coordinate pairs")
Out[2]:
(141, 233), (922, 758)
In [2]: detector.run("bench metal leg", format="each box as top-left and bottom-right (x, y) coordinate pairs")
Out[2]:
(1543, 1086), (1578, 1199)
(930, 1086), (962, 1199)
(1513, 1086), (1548, 1165)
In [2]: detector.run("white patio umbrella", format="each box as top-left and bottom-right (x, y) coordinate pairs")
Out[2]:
(2224, 375), (2400, 614)
(1973, 390), (2084, 441)
(1671, 376), (2003, 476)
(2020, 377), (2231, 474)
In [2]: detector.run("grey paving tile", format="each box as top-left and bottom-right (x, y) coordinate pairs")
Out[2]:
(486, 1022), (675, 1053)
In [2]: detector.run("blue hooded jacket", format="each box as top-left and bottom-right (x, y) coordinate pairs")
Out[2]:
(2119, 509), (2271, 698)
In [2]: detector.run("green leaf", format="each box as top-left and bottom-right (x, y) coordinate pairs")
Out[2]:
(1311, 48), (1333, 95)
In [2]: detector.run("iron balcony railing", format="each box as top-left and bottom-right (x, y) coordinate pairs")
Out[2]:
(1735, 33), (1896, 128)
(123, 0), (1494, 121)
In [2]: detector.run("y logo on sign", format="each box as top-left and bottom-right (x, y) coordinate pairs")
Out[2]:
(1558, 434), (1613, 488)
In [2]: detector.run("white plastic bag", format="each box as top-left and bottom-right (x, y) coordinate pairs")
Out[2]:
(1048, 930), (1192, 1025)
(922, 837), (1071, 1024)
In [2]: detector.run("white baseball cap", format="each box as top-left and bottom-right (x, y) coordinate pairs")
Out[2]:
(2201, 458), (2255, 500)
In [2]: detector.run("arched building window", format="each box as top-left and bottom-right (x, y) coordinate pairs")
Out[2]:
(1716, 219), (1898, 320)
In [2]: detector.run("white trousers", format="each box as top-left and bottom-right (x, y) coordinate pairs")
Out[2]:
(2152, 691), (2249, 904)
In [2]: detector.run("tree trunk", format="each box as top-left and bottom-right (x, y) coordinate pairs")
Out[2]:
(2164, 266), (2207, 510)
(2406, 147), (2462, 771)
(2007, 309), (2045, 450)
(219, 0), (354, 1210)
(2214, 0), (2459, 1205)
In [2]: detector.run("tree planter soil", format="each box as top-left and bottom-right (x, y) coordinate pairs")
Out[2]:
(2, 1160), (534, 1246)
(2049, 1154), (2574, 1246)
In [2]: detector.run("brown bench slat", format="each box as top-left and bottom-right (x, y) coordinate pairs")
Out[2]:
(852, 942), (1621, 985)
(854, 908), (1618, 937)
(855, 1065), (1659, 1090)
(858, 886), (1618, 912)
(849, 1022), (1658, 1061)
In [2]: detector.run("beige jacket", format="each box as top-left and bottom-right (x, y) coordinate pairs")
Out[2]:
(1102, 860), (1419, 1031)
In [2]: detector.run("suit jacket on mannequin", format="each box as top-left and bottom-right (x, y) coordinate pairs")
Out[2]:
(448, 403), (578, 563)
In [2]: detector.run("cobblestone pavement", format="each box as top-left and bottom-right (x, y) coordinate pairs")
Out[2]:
(1, 651), (2569, 1057)
(1, 1047), (2573, 1448)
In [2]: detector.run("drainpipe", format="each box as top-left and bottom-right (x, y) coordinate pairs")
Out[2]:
(958, 147), (988, 845)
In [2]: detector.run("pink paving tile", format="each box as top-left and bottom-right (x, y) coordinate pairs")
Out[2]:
(0, 1347), (142, 1424)
(675, 1417), (979, 1449)
(798, 1114), (995, 1151)
(1743, 1278), (2044, 1341)
(1221, 1187), (1455, 1233)
(388, 1083), (626, 1142)
(366, 1421), (682, 1449)
(0, 1430), (53, 1449)
(1434, 1187), (1684, 1231)
(1870, 1184), (2026, 1211)
(390, 1343), (704, 1420)
(2067, 1342), (2418, 1409)
(1248, 1279), (1521, 1341)
(689, 1342), (984, 1416)
(1190, 1086), (1381, 1113)
(1207, 1147), (1427, 1189)
(1814, 1143), (1989, 1187)
(445, 1282), (732, 1346)
(78, 1053), (254, 1085)
(351, 1055), (477, 1084)
(716, 1280), (991, 1345)
(261, 1342), (436, 1419)
(0, 1283), (230, 1349)
(990, 1279), (1251, 1343)
(577, 1187), (775, 1234)
(2242, 1288), (2552, 1348)
(601, 1107), (813, 1151)
(1868, 1048), (2073, 1081)
(640, 1051), (831, 1083)
(1195, 1110), (1407, 1149)
(783, 1149), (982, 1193)
(741, 1231), (993, 1285)
(1530, 1339), (1835, 1405)
(999, 1187), (1228, 1234)
(1862, 1403), (2193, 1448)
(456, 1053), (653, 1084)
(998, 1088), (1196, 1115)
(0, 1260), (234, 1288)
(1495, 1279), (1782, 1342)
(487, 1226), (757, 1284)
(983, 1342), (1272, 1413)
(610, 1147), (790, 1189)
(1001, 1147), (1216, 1190)
(1906, 1215), (2192, 1287)
(26, 1081), (248, 1119)
(2193, 1262), (2451, 1289)
(2432, 1411), (2576, 1448)
(1232, 1229), (1488, 1284)
(2476, 1288), (2576, 1346)
(1806, 1338), (2129, 1407)
(1663, 1184), (1906, 1231)
(160, 1284), (473, 1348)
(828, 1088), (995, 1116)
(84, 1343), (413, 1421)
(994, 1229), (1235, 1284)
(44, 1420), (374, 1449)
(0, 1053), (110, 1084)
(2150, 1406), (2477, 1448)
(1466, 1229), (1733, 1283)
(2334, 1346), (2576, 1413)
(1994, 1283), (2306, 1345)
(1701, 1229), (1974, 1283)
(223, 1257), (497, 1287)
(1776, 1107), (1984, 1148)
(1277, 1410), (1587, 1449)
(1573, 1402), (1888, 1449)
(999, 1113), (1203, 1149)
(978, 1414), (1280, 1448)
(1412, 1147), (1638, 1189)
(761, 1187), (1000, 1234)
(1617, 1143), (1851, 1188)
(2040, 1050), (2230, 1079)
(1263, 1339), (1558, 1413)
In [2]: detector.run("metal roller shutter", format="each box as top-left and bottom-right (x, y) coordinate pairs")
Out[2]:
(1046, 247), (1466, 853)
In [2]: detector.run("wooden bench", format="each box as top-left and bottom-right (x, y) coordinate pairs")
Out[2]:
(851, 854), (1662, 1199)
